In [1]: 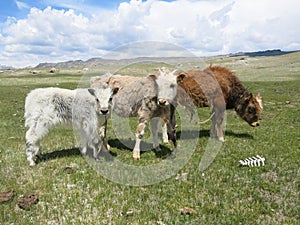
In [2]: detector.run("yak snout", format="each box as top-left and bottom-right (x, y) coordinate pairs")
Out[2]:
(100, 109), (109, 115)
(250, 121), (260, 127)
(158, 99), (169, 106)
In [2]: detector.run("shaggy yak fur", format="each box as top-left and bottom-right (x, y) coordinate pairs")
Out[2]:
(176, 69), (226, 141)
(24, 86), (117, 166)
(91, 74), (173, 145)
(176, 66), (263, 141)
(90, 68), (178, 160)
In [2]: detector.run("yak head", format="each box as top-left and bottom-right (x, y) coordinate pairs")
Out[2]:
(236, 92), (263, 127)
(88, 86), (119, 115)
(149, 67), (178, 107)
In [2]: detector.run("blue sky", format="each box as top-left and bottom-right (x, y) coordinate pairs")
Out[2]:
(0, 0), (174, 21)
(0, 0), (133, 22)
(0, 0), (299, 68)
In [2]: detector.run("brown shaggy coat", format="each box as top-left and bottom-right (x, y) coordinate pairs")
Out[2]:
(177, 69), (226, 141)
(206, 66), (263, 127)
(176, 66), (263, 141)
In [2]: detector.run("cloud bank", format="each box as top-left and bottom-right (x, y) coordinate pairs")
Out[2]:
(1, 0), (299, 67)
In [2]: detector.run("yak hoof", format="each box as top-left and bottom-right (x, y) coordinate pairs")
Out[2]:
(133, 150), (140, 160)
(81, 147), (88, 156)
(133, 156), (140, 160)
(29, 161), (36, 167)
(154, 146), (162, 152)
(218, 137), (225, 142)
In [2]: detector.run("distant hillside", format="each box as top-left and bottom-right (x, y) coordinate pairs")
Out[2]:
(229, 49), (297, 57)
(35, 49), (299, 69)
(35, 57), (202, 69)
(0, 64), (14, 69)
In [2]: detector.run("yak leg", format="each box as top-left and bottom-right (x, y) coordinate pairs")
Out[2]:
(91, 138), (100, 159)
(210, 109), (217, 139)
(150, 117), (161, 151)
(211, 104), (225, 142)
(133, 121), (147, 160)
(81, 122), (100, 159)
(80, 120), (99, 158)
(25, 127), (41, 167)
(161, 105), (176, 145)
(80, 122), (89, 156)
(161, 120), (169, 144)
(25, 119), (52, 166)
(99, 120), (110, 151)
(168, 104), (177, 156)
(167, 122), (177, 152)
(216, 113), (225, 142)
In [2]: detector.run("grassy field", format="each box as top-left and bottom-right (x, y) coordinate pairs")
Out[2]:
(0, 53), (299, 224)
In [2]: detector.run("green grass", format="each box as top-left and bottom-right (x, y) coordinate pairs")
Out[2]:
(0, 54), (299, 224)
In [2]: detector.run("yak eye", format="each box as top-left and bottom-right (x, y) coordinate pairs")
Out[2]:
(170, 84), (175, 88)
(248, 107), (255, 114)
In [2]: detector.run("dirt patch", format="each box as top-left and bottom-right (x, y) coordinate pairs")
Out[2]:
(0, 191), (14, 203)
(17, 193), (39, 210)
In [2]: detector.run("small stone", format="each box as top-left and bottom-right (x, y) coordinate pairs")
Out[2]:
(126, 209), (134, 217)
(179, 207), (194, 215)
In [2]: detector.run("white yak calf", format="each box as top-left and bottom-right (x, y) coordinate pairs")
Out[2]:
(24, 86), (117, 166)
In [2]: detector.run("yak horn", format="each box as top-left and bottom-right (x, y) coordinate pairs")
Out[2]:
(171, 69), (177, 74)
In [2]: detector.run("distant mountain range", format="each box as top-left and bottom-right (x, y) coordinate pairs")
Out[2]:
(35, 57), (203, 69)
(0, 64), (14, 70)
(34, 49), (298, 69)
(228, 49), (298, 57)
(0, 49), (297, 69)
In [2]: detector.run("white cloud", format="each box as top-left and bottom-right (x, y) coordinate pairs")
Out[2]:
(15, 0), (30, 10)
(0, 0), (300, 67)
(224, 0), (300, 52)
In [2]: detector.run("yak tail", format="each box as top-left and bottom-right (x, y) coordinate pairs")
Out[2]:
(199, 112), (215, 124)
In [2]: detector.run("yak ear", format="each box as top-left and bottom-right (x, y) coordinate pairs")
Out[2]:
(148, 74), (157, 80)
(177, 73), (187, 82)
(88, 88), (96, 96)
(88, 88), (99, 102)
(240, 92), (251, 102)
(112, 87), (119, 95)
(244, 92), (253, 101)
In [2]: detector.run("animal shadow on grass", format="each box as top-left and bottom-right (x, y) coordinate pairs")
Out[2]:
(37, 129), (252, 164)
(176, 129), (253, 140)
(38, 148), (81, 164)
(108, 138), (173, 159)
(37, 147), (115, 164)
(225, 130), (254, 139)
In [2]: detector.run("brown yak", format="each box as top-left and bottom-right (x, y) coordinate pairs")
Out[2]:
(176, 66), (263, 142)
(176, 68), (226, 141)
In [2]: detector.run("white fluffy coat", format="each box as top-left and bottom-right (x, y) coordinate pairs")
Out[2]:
(24, 87), (114, 166)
